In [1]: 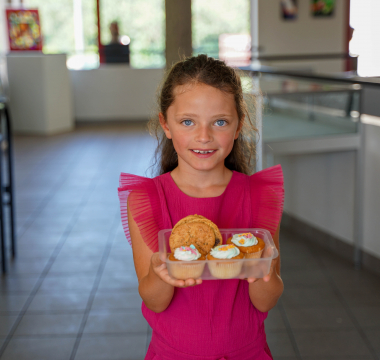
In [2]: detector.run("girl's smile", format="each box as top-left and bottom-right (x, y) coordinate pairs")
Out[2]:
(159, 83), (242, 174)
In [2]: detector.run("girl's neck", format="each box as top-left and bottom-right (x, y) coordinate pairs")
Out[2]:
(170, 163), (233, 198)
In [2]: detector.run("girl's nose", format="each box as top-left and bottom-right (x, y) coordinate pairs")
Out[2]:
(195, 125), (213, 143)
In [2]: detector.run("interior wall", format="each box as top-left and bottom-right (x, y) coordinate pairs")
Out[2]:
(258, 0), (348, 73)
(70, 67), (164, 121)
(362, 123), (380, 257)
(275, 122), (380, 260)
(276, 150), (356, 245)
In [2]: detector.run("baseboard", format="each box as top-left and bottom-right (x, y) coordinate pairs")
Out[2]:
(281, 212), (380, 277)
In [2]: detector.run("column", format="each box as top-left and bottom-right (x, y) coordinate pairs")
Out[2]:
(165, 0), (192, 68)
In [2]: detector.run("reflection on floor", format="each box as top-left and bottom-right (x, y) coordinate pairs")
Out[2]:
(0, 123), (379, 360)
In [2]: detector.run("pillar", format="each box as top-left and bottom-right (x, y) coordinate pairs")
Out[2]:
(165, 0), (192, 68)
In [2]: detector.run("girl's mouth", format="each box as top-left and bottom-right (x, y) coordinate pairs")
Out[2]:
(191, 149), (216, 158)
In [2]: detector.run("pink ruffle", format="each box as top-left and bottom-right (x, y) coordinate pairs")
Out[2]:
(118, 173), (163, 252)
(250, 165), (284, 236)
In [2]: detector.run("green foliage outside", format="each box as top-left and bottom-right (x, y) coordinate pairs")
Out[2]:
(24, 0), (249, 68)
(192, 0), (250, 58)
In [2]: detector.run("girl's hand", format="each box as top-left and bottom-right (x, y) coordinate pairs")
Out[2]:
(246, 257), (278, 284)
(151, 253), (203, 288)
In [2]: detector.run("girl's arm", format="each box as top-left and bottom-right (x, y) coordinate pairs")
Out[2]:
(247, 225), (284, 312)
(128, 198), (201, 313)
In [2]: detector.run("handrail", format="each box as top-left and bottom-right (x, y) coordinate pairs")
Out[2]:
(240, 64), (380, 88)
(257, 52), (356, 62)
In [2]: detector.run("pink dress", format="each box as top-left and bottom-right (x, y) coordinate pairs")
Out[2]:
(118, 165), (284, 360)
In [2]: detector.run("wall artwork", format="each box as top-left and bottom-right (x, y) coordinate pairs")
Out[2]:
(6, 9), (43, 51)
(311, 0), (336, 17)
(281, 0), (298, 20)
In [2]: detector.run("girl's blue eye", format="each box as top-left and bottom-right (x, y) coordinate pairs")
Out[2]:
(183, 119), (193, 126)
(215, 120), (227, 126)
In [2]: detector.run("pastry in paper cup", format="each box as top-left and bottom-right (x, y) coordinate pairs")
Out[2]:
(167, 245), (206, 279)
(206, 244), (244, 279)
(227, 232), (265, 259)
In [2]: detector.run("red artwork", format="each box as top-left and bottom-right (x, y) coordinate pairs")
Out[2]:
(6, 9), (43, 51)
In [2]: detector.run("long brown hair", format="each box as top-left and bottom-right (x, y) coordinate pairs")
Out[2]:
(148, 54), (258, 175)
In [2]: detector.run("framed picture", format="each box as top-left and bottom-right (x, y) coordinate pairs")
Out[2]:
(281, 0), (298, 20)
(311, 0), (336, 17)
(6, 9), (43, 51)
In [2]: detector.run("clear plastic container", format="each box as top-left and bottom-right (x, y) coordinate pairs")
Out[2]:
(158, 228), (278, 280)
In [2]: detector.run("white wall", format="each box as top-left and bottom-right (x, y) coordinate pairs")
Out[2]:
(362, 123), (380, 257)
(70, 67), (164, 121)
(275, 122), (380, 260)
(7, 53), (73, 135)
(258, 0), (348, 73)
(277, 150), (355, 245)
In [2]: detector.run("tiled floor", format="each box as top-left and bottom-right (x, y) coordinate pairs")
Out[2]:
(0, 123), (379, 360)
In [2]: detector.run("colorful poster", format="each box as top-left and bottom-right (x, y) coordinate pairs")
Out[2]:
(311, 0), (336, 17)
(6, 9), (42, 51)
(281, 0), (298, 20)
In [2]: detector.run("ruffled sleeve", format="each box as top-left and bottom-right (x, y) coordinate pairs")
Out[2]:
(250, 164), (284, 236)
(118, 173), (163, 252)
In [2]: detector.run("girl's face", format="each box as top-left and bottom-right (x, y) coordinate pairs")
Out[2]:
(159, 83), (242, 173)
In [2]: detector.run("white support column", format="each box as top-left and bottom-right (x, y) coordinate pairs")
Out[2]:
(73, 0), (84, 54)
(250, 0), (262, 172)
(250, 0), (259, 66)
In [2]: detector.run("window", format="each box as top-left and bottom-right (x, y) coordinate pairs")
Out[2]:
(192, 0), (250, 63)
(24, 0), (165, 69)
(350, 0), (380, 76)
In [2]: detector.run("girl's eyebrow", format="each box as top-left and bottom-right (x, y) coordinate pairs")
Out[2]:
(176, 113), (233, 118)
(176, 113), (199, 117)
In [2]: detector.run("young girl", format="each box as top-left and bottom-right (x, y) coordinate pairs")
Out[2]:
(118, 54), (284, 360)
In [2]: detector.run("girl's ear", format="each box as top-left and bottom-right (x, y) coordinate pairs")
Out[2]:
(234, 115), (245, 140)
(159, 112), (172, 139)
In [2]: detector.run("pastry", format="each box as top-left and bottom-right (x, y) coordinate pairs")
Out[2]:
(227, 232), (265, 259)
(206, 244), (244, 279)
(167, 245), (206, 279)
(169, 214), (222, 255)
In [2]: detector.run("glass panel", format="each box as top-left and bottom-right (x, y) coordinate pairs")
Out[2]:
(100, 0), (165, 68)
(192, 0), (250, 61)
(24, 0), (98, 69)
(244, 73), (360, 142)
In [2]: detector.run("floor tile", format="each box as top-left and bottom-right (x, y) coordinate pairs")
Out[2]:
(264, 306), (287, 331)
(27, 292), (91, 312)
(91, 290), (142, 310)
(350, 305), (380, 328)
(0, 295), (29, 312)
(39, 275), (96, 292)
(0, 337), (76, 360)
(281, 268), (331, 288)
(0, 276), (39, 294)
(281, 287), (342, 308)
(266, 331), (296, 357)
(15, 248), (54, 259)
(363, 329), (380, 357)
(7, 258), (49, 275)
(293, 330), (373, 358)
(285, 306), (355, 330)
(97, 274), (138, 291)
(0, 315), (18, 336)
(74, 334), (147, 360)
(338, 286), (380, 306)
(83, 310), (148, 334)
(14, 313), (83, 335)
(47, 259), (101, 275)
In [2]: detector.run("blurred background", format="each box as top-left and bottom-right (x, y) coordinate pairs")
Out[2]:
(0, 0), (380, 359)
